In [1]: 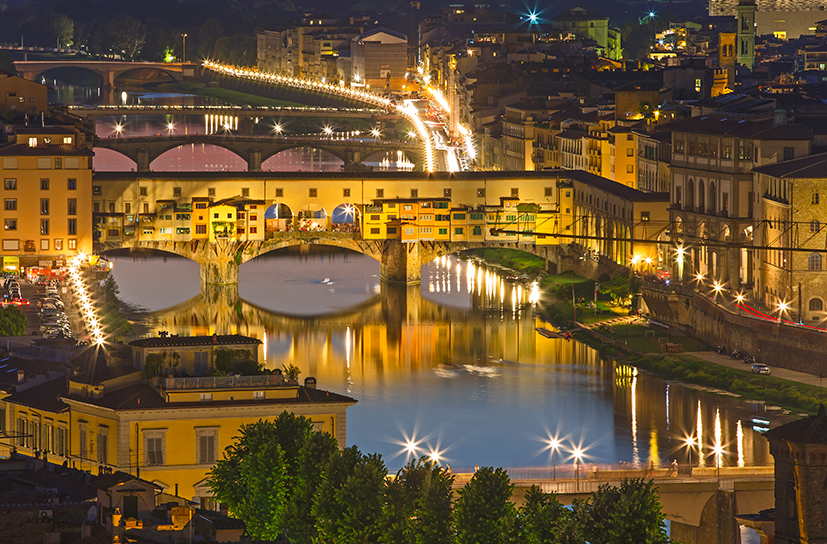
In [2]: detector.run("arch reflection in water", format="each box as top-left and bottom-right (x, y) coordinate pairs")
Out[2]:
(109, 251), (779, 471)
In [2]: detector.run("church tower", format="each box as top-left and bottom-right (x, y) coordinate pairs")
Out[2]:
(736, 0), (756, 68)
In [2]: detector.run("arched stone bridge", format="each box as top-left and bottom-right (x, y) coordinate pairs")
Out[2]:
(95, 233), (555, 286)
(93, 135), (423, 171)
(14, 60), (198, 88)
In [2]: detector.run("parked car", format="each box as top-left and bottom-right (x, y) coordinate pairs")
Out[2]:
(752, 363), (771, 375)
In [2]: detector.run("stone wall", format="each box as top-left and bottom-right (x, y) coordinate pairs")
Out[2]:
(642, 283), (827, 373)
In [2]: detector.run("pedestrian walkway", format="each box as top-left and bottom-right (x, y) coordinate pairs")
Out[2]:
(577, 315), (645, 330)
(692, 351), (826, 388)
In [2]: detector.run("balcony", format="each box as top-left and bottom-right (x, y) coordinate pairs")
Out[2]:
(158, 374), (286, 391)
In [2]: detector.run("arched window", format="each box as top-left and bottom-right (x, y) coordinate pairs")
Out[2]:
(698, 180), (706, 212)
(813, 192), (820, 205)
(708, 182), (717, 214)
(811, 220), (821, 232)
(809, 253), (823, 271)
(809, 298), (824, 312)
(686, 179), (695, 209)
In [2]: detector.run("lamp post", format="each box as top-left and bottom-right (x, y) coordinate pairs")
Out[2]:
(713, 445), (723, 486)
(549, 439), (559, 480)
(181, 34), (188, 64)
(573, 447), (583, 491)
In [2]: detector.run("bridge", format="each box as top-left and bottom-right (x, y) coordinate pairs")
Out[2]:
(63, 104), (395, 120)
(456, 465), (775, 544)
(14, 60), (198, 88)
(93, 134), (422, 171)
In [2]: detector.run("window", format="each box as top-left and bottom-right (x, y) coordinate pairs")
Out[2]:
(545, 187), (553, 197)
(410, 189), (418, 198)
(41, 199), (49, 215)
(453, 213), (466, 220)
(139, 186), (147, 196)
(97, 427), (108, 464)
(195, 202), (207, 209)
(41, 220), (49, 235)
(627, 148), (634, 156)
(173, 187), (182, 197)
(3, 159), (17, 170)
(241, 187), (250, 197)
(309, 188), (317, 198)
(343, 188), (351, 198)
(813, 192), (820, 205)
(54, 239), (62, 250)
(124, 203), (131, 214)
(55, 426), (67, 457)
(640, 212), (650, 221)
(68, 239), (76, 250)
(370, 228), (380, 234)
(250, 226), (257, 234)
(403, 205), (413, 211)
(41, 239), (49, 250)
(626, 165), (634, 173)
(477, 188), (486, 198)
(200, 393), (213, 401)
(376, 189), (384, 198)
(511, 188), (519, 198)
(811, 220), (820, 232)
(68, 219), (77, 235)
(28, 137), (37, 147)
(37, 158), (51, 169)
(109, 203), (115, 214)
(4, 220), (16, 231)
(4, 199), (15, 211)
(209, 188), (216, 197)
(253, 391), (266, 400)
(194, 352), (209, 374)
(144, 430), (166, 466)
(78, 422), (88, 458)
(405, 228), (415, 235)
(197, 428), (218, 464)
(454, 227), (464, 235)
(275, 188), (283, 198)
(784, 147), (795, 161)
(444, 188), (452, 198)
(4, 179), (16, 190)
(810, 298), (824, 312)
(438, 228), (448, 235)
(809, 253), (823, 270)
(196, 224), (207, 234)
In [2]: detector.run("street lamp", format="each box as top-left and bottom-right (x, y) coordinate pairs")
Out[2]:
(181, 34), (188, 63)
(114, 124), (123, 138)
(777, 301), (789, 323)
(712, 444), (724, 485)
(549, 438), (560, 480)
(573, 447), (583, 491)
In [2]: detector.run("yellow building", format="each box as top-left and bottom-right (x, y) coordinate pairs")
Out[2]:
(363, 198), (452, 242)
(0, 126), (93, 271)
(0, 74), (48, 117)
(209, 204), (238, 242)
(0, 339), (357, 505)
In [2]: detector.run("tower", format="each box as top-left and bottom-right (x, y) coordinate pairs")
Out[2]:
(736, 0), (756, 69)
(764, 404), (827, 544)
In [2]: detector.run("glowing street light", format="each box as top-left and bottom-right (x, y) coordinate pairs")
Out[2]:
(528, 11), (538, 23)
(735, 293), (745, 304)
(777, 301), (789, 322)
(114, 124), (123, 137)
(181, 33), (188, 63)
(323, 126), (333, 136)
(695, 273), (704, 283)
(712, 444), (724, 484)
(549, 438), (560, 480)
(166, 122), (175, 135)
(408, 130), (416, 139)
(371, 128), (381, 138)
(573, 447), (583, 491)
(429, 449), (442, 464)
(274, 124), (282, 135)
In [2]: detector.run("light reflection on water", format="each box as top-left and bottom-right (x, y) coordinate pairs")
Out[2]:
(108, 251), (779, 475)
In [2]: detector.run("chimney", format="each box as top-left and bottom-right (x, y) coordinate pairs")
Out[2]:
(774, 109), (787, 126)
(304, 377), (317, 389)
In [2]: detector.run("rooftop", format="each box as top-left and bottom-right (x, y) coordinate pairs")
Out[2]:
(765, 404), (827, 444)
(0, 143), (94, 157)
(753, 151), (827, 179)
(656, 116), (812, 141)
(129, 334), (262, 349)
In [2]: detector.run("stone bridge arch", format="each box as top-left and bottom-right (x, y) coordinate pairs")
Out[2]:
(260, 145), (350, 166)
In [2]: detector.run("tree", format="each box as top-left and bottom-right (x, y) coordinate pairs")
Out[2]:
(197, 18), (225, 59)
(578, 478), (670, 544)
(518, 486), (570, 544)
(287, 430), (339, 542)
(0, 51), (17, 76)
(453, 466), (517, 544)
(113, 17), (146, 60)
(208, 414), (314, 540)
(381, 458), (454, 544)
(313, 446), (387, 543)
(50, 14), (73, 49)
(0, 306), (27, 336)
(282, 362), (301, 382)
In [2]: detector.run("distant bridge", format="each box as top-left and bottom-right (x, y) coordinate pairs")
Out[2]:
(63, 104), (397, 120)
(93, 134), (422, 171)
(14, 60), (198, 88)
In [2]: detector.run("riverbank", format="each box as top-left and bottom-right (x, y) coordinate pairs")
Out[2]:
(157, 81), (304, 108)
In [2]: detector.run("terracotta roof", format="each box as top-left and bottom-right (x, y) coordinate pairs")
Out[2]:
(656, 116), (812, 140)
(13, 127), (75, 135)
(752, 152), (827, 179)
(764, 404), (827, 444)
(4, 378), (69, 413)
(557, 129), (593, 140)
(129, 334), (261, 349)
(558, 169), (670, 202)
(0, 143), (94, 157)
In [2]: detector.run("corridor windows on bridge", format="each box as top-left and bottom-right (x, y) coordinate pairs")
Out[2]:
(376, 189), (385, 198)
(343, 188), (351, 198)
(545, 187), (553, 197)
(275, 188), (284, 198)
(444, 188), (452, 198)
(242, 188), (250, 197)
(309, 188), (318, 198)
(209, 188), (216, 198)
(511, 188), (519, 198)
(173, 187), (182, 198)
(4, 220), (16, 231)
(3, 199), (15, 211)
(477, 188), (486, 198)
(93, 185), (102, 196)
(808, 253), (823, 271)
(139, 186), (147, 196)
(411, 189), (419, 198)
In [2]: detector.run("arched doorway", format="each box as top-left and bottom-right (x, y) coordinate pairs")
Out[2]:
(297, 205), (328, 231)
(331, 204), (360, 233)
(265, 203), (294, 234)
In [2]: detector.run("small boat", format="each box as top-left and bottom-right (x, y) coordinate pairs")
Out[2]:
(535, 327), (559, 338)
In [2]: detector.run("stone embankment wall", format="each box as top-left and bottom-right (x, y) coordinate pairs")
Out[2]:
(641, 283), (827, 373)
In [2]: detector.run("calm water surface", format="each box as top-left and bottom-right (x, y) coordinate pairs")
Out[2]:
(108, 251), (783, 477)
